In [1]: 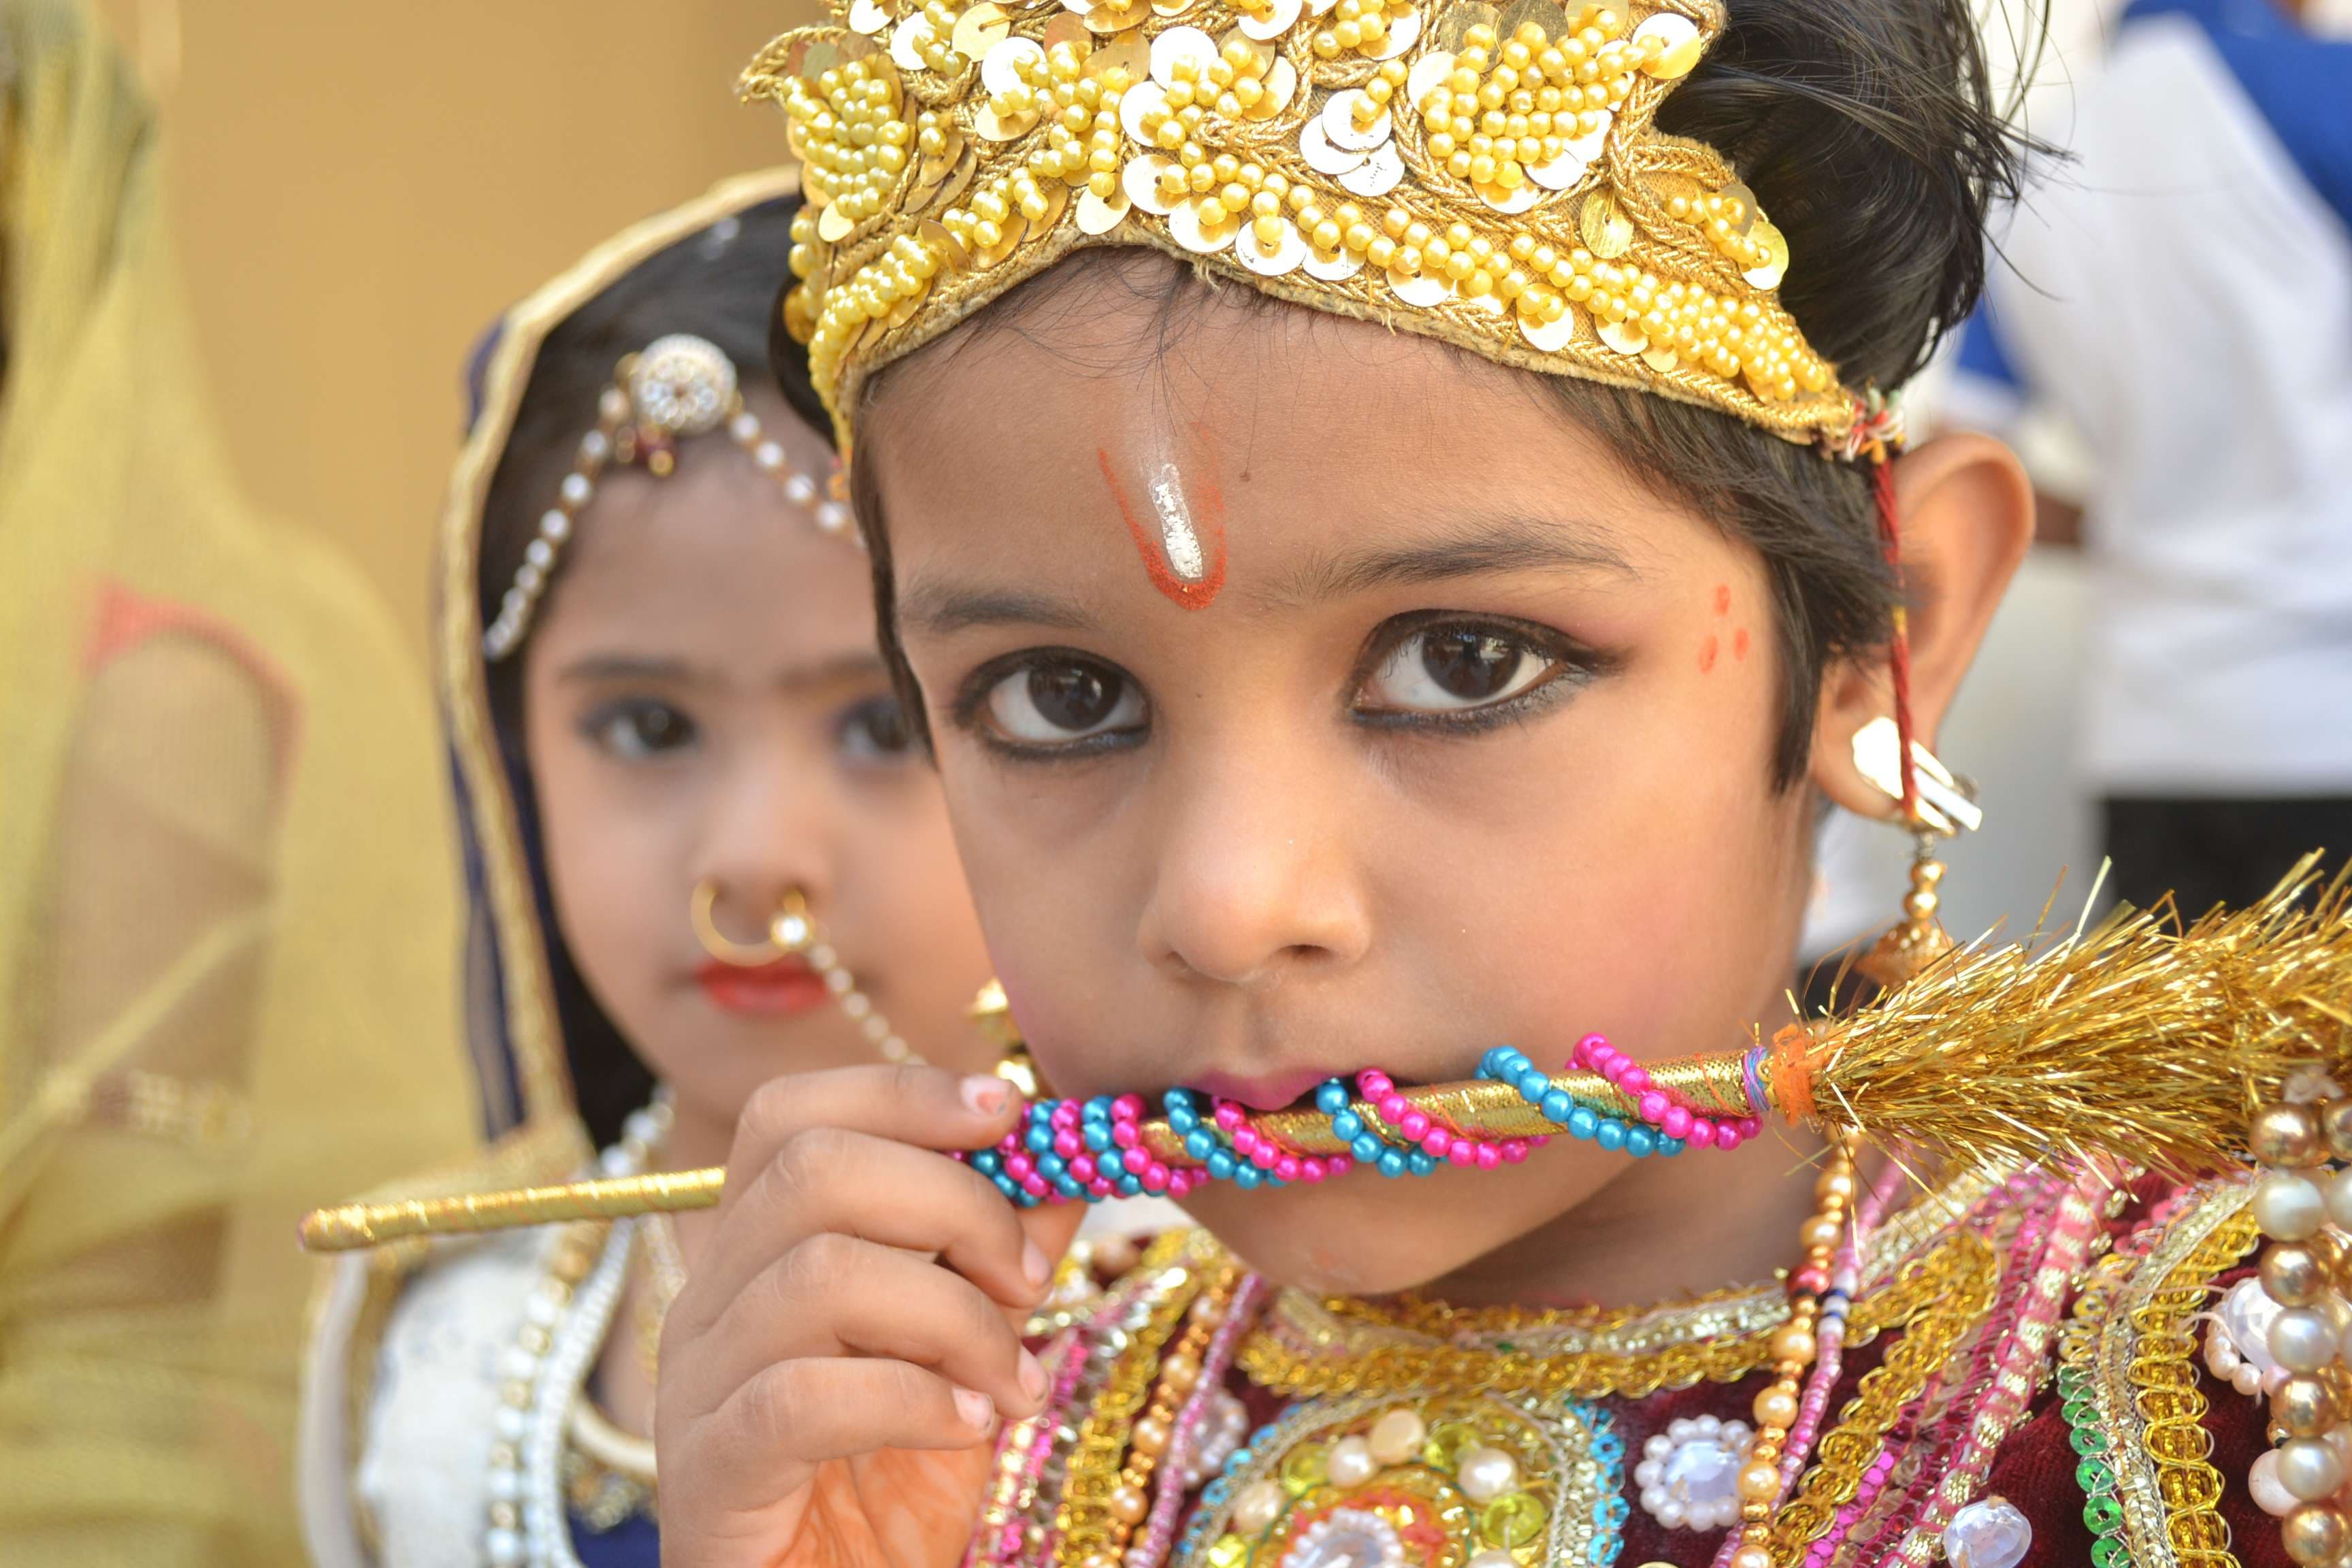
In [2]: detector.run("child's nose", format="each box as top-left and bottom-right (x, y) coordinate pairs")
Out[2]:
(1135, 732), (1371, 987)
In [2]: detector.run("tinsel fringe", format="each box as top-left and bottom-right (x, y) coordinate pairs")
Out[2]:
(1783, 855), (2352, 1176)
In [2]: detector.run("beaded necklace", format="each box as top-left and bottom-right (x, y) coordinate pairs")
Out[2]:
(480, 1099), (671, 1568)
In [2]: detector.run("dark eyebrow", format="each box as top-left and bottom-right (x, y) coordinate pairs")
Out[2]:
(1270, 512), (1637, 606)
(895, 583), (1098, 637)
(555, 651), (892, 692)
(557, 654), (700, 685)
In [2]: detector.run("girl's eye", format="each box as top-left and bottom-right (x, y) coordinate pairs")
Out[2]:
(1358, 623), (1560, 715)
(838, 695), (916, 761)
(980, 655), (1148, 749)
(582, 698), (698, 760)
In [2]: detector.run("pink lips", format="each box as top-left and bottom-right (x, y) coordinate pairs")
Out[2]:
(1184, 1067), (1339, 1113)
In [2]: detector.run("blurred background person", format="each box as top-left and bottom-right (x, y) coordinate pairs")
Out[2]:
(0, 3), (477, 1563)
(1947, 0), (2352, 916)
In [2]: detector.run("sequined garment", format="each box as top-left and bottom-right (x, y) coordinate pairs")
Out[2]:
(968, 1163), (2291, 1568)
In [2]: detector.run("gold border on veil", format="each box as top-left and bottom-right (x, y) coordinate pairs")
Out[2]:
(436, 167), (806, 1134)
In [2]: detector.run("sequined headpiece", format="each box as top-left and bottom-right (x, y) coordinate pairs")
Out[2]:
(484, 333), (856, 659)
(745, 0), (1862, 456)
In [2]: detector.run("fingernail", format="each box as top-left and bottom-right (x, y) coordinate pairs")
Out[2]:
(961, 1075), (1010, 1116)
(1018, 1349), (1047, 1404)
(1023, 1239), (1052, 1290)
(953, 1386), (994, 1430)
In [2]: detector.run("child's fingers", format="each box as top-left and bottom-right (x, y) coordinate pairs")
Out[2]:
(679, 1128), (1049, 1328)
(672, 1237), (1044, 1420)
(699, 1356), (1000, 1496)
(717, 1064), (1022, 1217)
(1010, 1201), (1090, 1322)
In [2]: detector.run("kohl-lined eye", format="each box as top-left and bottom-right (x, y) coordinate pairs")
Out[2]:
(582, 697), (699, 760)
(1358, 621), (1561, 717)
(975, 653), (1148, 751)
(838, 694), (916, 762)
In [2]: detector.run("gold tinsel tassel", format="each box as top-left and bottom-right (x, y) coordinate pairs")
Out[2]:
(1780, 855), (2352, 1177)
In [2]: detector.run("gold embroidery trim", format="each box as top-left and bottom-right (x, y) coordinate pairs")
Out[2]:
(1053, 1232), (1218, 1564)
(1239, 1223), (1982, 1403)
(1765, 1227), (2000, 1560)
(2114, 1184), (2257, 1568)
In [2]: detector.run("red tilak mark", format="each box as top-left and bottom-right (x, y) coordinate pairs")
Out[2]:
(1733, 627), (1750, 662)
(1096, 446), (1227, 610)
(1712, 584), (1731, 616)
(1699, 634), (1720, 673)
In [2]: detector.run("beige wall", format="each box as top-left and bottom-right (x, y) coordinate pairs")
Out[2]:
(99, 0), (819, 659)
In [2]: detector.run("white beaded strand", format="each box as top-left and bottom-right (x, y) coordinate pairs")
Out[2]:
(483, 334), (858, 660)
(481, 1099), (670, 1568)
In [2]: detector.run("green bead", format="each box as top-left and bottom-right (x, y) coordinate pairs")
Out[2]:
(2085, 1496), (2124, 1534)
(1480, 1492), (1548, 1549)
(2077, 1456), (2115, 1494)
(2091, 1536), (2132, 1568)
(2061, 1399), (2100, 1428)
(1280, 1443), (1329, 1497)
(2068, 1424), (2109, 1456)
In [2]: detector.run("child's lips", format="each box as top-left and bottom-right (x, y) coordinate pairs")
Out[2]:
(1185, 1066), (1350, 1113)
(695, 957), (830, 1017)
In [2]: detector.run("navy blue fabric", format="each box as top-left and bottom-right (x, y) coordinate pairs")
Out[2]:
(2121, 0), (2352, 233)
(570, 1512), (659, 1568)
(1953, 299), (2021, 389)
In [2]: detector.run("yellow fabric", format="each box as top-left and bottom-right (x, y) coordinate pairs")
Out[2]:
(0, 3), (479, 1563)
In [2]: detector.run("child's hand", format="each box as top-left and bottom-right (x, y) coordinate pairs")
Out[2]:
(653, 1064), (1084, 1568)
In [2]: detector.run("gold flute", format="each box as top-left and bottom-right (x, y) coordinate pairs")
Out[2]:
(297, 1056), (1748, 1252)
(297, 876), (2352, 1254)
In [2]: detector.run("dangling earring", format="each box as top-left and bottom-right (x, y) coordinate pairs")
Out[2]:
(688, 881), (922, 1064)
(969, 978), (1055, 1099)
(1850, 717), (1981, 989)
(1844, 399), (1982, 991)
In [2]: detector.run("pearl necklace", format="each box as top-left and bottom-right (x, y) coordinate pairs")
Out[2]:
(483, 1099), (670, 1568)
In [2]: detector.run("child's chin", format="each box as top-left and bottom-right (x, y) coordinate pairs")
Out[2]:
(1175, 1183), (1499, 1297)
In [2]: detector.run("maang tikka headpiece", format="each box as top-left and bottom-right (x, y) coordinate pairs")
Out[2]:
(483, 333), (858, 659)
(742, 0), (1869, 457)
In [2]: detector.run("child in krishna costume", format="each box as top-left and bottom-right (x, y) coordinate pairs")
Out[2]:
(310, 0), (2352, 1561)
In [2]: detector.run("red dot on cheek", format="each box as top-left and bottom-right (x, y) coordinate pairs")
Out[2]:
(1712, 584), (1731, 616)
(1734, 627), (1750, 661)
(1699, 634), (1719, 674)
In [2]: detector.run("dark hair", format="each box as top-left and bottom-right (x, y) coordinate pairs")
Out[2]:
(477, 195), (826, 1147)
(843, 0), (2038, 787)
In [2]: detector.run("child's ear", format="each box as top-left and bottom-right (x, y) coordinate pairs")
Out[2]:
(1810, 432), (2034, 820)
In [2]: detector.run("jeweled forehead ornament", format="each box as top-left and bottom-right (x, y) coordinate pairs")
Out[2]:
(483, 333), (858, 660)
(742, 0), (1857, 459)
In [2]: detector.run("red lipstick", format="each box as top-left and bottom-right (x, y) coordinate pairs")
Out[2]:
(696, 957), (830, 1017)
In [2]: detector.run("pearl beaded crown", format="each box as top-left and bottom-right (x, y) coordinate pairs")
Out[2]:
(744, 0), (1861, 455)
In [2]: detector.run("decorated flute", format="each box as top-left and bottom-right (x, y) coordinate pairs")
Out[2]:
(299, 873), (2352, 1254)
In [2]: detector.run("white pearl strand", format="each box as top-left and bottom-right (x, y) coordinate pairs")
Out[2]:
(482, 1099), (670, 1568)
(483, 337), (855, 661)
(774, 897), (922, 1067)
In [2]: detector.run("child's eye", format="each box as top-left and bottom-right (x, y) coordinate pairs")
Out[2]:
(1357, 621), (1561, 717)
(970, 653), (1149, 753)
(581, 698), (698, 760)
(838, 695), (916, 761)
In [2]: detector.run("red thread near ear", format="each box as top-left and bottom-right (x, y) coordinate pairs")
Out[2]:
(1870, 455), (1919, 823)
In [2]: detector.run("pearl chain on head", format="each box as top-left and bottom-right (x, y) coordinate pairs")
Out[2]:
(483, 333), (855, 660)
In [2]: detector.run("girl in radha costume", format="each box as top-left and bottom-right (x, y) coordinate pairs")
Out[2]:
(299, 176), (1009, 1568)
(633, 0), (2352, 1563)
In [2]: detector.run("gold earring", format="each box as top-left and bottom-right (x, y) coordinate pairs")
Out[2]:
(691, 878), (789, 967)
(1849, 717), (1981, 990)
(970, 979), (1053, 1098)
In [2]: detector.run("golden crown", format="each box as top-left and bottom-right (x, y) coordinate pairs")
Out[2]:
(746, 0), (1863, 455)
